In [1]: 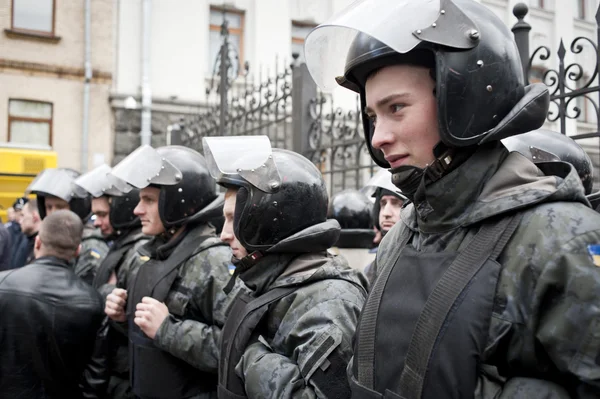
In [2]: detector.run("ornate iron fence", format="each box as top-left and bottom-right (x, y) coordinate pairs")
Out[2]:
(176, 16), (294, 153)
(178, 63), (293, 151)
(512, 2), (600, 186)
(174, 16), (376, 195)
(305, 93), (377, 195)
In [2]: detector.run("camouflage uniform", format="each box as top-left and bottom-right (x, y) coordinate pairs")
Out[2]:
(74, 224), (109, 285)
(364, 143), (600, 397)
(128, 223), (244, 399)
(224, 221), (369, 398)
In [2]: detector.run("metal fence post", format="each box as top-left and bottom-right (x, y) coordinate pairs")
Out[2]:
(292, 62), (317, 155)
(511, 3), (531, 83)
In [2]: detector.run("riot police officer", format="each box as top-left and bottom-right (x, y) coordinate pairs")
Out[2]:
(362, 169), (406, 281)
(363, 169), (406, 238)
(73, 163), (148, 398)
(26, 168), (109, 285)
(305, 0), (600, 397)
(327, 189), (376, 270)
(104, 145), (238, 399)
(74, 164), (148, 297)
(203, 135), (368, 398)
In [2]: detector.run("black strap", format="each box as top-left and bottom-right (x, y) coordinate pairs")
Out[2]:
(398, 214), (522, 399)
(220, 286), (298, 397)
(152, 237), (225, 300)
(92, 244), (131, 289)
(357, 226), (413, 388)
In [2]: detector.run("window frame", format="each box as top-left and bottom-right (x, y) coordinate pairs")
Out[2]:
(576, 0), (587, 20)
(7, 99), (54, 146)
(209, 5), (245, 74)
(11, 0), (56, 37)
(533, 0), (545, 9)
(291, 20), (317, 60)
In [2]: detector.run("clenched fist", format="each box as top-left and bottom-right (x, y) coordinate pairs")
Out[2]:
(134, 297), (169, 339)
(105, 288), (128, 322)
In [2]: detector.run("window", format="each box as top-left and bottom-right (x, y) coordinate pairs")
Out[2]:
(208, 6), (244, 74)
(292, 21), (316, 62)
(532, 0), (555, 11)
(8, 100), (53, 146)
(11, 0), (55, 36)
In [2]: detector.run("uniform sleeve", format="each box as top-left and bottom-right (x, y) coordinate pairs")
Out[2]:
(533, 230), (600, 396)
(153, 245), (244, 372)
(74, 238), (110, 285)
(237, 297), (363, 399)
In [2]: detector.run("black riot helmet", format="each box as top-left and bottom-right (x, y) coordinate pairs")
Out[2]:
(110, 145), (222, 231)
(328, 189), (373, 230)
(203, 136), (329, 252)
(26, 168), (92, 221)
(73, 164), (141, 231)
(305, 0), (550, 168)
(502, 129), (594, 195)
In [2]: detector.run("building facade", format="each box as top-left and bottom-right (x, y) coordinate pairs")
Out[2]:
(0, 0), (597, 182)
(0, 0), (115, 172)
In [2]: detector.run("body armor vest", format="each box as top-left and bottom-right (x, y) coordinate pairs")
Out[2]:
(350, 215), (520, 399)
(128, 235), (225, 399)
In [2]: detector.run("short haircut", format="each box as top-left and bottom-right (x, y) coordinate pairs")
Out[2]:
(25, 199), (39, 216)
(39, 210), (83, 259)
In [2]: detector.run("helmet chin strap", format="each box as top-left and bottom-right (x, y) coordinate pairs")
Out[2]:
(160, 224), (184, 242)
(223, 251), (263, 294)
(390, 143), (456, 202)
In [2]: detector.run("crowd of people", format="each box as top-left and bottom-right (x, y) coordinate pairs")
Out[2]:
(2, 0), (600, 398)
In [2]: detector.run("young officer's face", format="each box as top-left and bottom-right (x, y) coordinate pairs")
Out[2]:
(365, 64), (441, 170)
(134, 187), (166, 236)
(220, 189), (249, 260)
(92, 197), (114, 237)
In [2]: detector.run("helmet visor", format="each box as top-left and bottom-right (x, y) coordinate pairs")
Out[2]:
(305, 0), (441, 92)
(27, 168), (87, 201)
(110, 145), (182, 189)
(361, 169), (406, 199)
(74, 164), (133, 197)
(203, 136), (282, 193)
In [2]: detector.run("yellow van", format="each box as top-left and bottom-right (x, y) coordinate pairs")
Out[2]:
(0, 144), (57, 222)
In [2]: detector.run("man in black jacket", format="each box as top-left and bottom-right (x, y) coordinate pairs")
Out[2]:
(0, 210), (104, 398)
(12, 199), (42, 269)
(0, 222), (11, 271)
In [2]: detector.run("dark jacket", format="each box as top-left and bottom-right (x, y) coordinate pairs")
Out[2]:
(0, 223), (11, 271)
(12, 231), (37, 269)
(5, 221), (22, 254)
(0, 256), (105, 398)
(221, 220), (369, 398)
